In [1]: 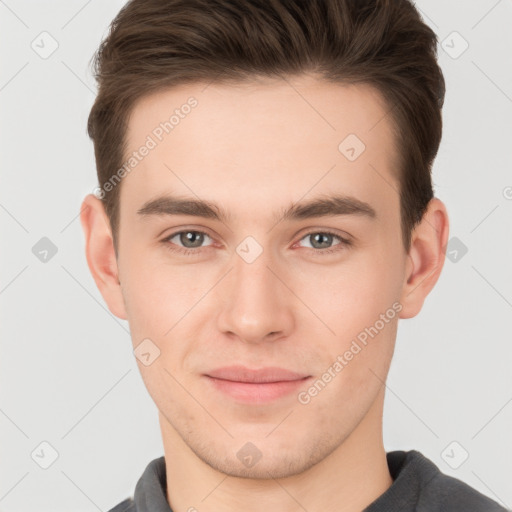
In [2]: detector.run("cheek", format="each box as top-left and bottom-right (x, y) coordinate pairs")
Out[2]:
(297, 252), (401, 336)
(120, 246), (185, 313)
(293, 249), (401, 393)
(119, 253), (215, 366)
(118, 253), (176, 342)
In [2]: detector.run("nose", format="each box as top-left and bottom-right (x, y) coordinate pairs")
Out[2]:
(216, 244), (294, 345)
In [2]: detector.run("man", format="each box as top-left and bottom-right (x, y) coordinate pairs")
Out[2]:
(80, 0), (508, 510)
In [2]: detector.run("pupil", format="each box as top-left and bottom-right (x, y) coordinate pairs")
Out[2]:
(313, 233), (331, 249)
(182, 231), (203, 247)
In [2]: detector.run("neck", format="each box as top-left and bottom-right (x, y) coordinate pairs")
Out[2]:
(160, 387), (392, 512)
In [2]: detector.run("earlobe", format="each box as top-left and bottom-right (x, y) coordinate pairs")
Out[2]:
(399, 198), (450, 319)
(79, 194), (128, 320)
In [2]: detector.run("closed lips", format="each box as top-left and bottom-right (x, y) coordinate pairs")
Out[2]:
(205, 366), (310, 383)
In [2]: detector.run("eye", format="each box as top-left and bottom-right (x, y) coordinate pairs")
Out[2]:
(161, 229), (352, 257)
(296, 230), (352, 255)
(161, 230), (213, 255)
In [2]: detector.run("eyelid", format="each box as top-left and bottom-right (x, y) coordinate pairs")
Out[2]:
(161, 225), (216, 242)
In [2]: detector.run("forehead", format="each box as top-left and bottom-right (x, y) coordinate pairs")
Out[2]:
(120, 76), (400, 224)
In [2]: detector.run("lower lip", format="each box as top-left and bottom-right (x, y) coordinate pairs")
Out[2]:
(205, 376), (311, 403)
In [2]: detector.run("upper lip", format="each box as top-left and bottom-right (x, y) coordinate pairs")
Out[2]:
(206, 366), (310, 383)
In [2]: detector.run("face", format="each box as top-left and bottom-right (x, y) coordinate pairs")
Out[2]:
(109, 76), (411, 477)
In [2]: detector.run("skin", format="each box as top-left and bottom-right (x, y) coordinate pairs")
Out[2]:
(80, 74), (449, 512)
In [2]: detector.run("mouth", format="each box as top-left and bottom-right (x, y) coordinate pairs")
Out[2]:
(204, 366), (311, 403)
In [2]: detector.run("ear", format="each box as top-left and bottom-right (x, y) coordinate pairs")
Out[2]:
(79, 194), (128, 320)
(399, 197), (450, 319)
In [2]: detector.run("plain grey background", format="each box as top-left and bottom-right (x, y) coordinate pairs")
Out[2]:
(1, 1), (511, 510)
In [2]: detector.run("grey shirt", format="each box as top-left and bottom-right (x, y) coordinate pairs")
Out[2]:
(108, 450), (509, 511)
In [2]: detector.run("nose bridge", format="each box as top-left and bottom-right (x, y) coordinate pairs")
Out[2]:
(217, 239), (293, 342)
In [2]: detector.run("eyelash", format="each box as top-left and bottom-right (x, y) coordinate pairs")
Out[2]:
(161, 229), (352, 257)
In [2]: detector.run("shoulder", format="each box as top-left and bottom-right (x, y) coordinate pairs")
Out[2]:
(106, 497), (136, 512)
(400, 450), (509, 512)
(105, 456), (167, 512)
(420, 468), (509, 511)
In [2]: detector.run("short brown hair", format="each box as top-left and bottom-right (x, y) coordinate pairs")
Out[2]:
(87, 0), (445, 255)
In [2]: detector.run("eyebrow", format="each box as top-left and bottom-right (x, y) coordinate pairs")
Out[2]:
(136, 193), (377, 224)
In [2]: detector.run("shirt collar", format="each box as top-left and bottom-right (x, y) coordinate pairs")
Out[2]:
(131, 450), (438, 512)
